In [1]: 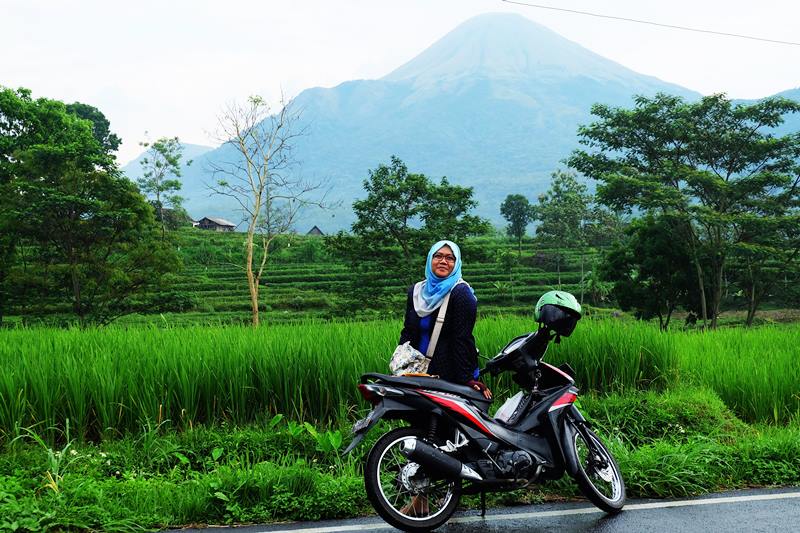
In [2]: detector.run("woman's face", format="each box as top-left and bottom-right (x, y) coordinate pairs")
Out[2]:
(431, 245), (456, 278)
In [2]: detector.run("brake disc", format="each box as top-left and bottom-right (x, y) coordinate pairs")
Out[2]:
(595, 464), (614, 483)
(399, 462), (430, 494)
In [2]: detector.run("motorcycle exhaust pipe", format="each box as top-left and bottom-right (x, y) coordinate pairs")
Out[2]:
(399, 438), (483, 481)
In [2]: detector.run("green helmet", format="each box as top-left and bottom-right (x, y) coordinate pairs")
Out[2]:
(534, 291), (582, 337)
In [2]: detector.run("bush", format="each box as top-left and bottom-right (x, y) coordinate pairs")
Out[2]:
(147, 290), (198, 313)
(580, 388), (749, 447)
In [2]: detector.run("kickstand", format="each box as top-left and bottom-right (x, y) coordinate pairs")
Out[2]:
(480, 491), (486, 517)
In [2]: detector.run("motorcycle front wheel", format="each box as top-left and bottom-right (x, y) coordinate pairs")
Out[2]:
(571, 423), (626, 513)
(364, 426), (461, 532)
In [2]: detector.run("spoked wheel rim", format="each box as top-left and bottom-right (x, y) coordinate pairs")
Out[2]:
(574, 430), (624, 504)
(375, 435), (456, 522)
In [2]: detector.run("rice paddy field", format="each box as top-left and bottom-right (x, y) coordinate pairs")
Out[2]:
(5, 230), (598, 326)
(1, 317), (798, 446)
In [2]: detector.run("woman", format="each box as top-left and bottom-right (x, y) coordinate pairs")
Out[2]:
(399, 240), (492, 400)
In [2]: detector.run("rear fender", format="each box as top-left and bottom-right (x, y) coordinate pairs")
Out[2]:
(343, 398), (428, 454)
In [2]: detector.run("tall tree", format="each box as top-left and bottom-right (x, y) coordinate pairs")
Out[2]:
(533, 170), (592, 291)
(500, 194), (535, 255)
(137, 136), (185, 233)
(1, 87), (179, 324)
(601, 214), (696, 330)
(348, 156), (430, 268)
(327, 156), (489, 310)
(65, 102), (122, 154)
(0, 89), (31, 324)
(209, 95), (325, 327)
(569, 93), (800, 328)
(19, 168), (180, 324)
(584, 206), (627, 247)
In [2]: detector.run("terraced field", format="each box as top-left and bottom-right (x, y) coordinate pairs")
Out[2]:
(123, 230), (598, 325)
(6, 229), (600, 325)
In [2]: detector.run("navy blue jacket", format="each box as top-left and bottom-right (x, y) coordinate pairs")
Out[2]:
(399, 283), (478, 384)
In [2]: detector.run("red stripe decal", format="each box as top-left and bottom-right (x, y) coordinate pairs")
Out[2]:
(419, 391), (494, 435)
(542, 362), (574, 382)
(549, 392), (577, 412)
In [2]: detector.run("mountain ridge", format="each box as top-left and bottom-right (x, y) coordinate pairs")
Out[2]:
(122, 13), (798, 232)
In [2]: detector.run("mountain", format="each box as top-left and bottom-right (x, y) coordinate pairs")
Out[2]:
(122, 142), (215, 180)
(123, 13), (796, 232)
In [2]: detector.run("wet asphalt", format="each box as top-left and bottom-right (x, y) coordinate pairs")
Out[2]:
(169, 486), (800, 533)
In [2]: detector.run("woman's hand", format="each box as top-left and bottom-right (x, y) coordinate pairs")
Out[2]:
(467, 379), (492, 400)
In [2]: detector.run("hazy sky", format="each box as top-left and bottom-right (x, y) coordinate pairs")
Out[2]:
(4, 0), (799, 164)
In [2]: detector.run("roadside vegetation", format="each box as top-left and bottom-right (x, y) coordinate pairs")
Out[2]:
(1, 319), (800, 529)
(1, 385), (798, 531)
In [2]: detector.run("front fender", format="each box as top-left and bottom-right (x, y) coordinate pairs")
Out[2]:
(342, 399), (419, 454)
(560, 404), (585, 476)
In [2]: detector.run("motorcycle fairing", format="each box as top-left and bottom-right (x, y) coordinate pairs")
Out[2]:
(558, 404), (589, 477)
(361, 372), (492, 411)
(418, 390), (494, 434)
(345, 379), (584, 477)
(417, 389), (557, 466)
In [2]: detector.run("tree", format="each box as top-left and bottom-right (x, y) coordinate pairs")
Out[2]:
(579, 264), (613, 307)
(495, 249), (519, 302)
(65, 102), (122, 153)
(327, 157), (489, 310)
(1, 88), (116, 323)
(533, 170), (592, 292)
(137, 136), (185, 233)
(0, 87), (36, 324)
(500, 194), (535, 255)
(584, 206), (627, 248)
(728, 214), (800, 326)
(152, 204), (193, 230)
(347, 156), (431, 269)
(19, 169), (180, 324)
(209, 95), (325, 327)
(601, 214), (696, 330)
(569, 93), (800, 328)
(1, 87), (180, 325)
(347, 157), (489, 267)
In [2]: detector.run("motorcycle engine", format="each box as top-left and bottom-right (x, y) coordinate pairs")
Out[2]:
(495, 449), (534, 479)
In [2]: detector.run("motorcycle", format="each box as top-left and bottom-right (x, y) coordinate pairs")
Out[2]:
(344, 319), (625, 531)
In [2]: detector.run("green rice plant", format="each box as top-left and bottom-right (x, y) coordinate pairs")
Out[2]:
(475, 316), (678, 394)
(2, 319), (799, 443)
(675, 325), (800, 423)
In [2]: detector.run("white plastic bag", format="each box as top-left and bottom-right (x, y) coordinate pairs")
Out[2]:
(494, 391), (524, 423)
(389, 341), (431, 375)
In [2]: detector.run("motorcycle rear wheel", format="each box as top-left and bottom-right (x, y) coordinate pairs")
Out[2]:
(365, 426), (461, 532)
(571, 423), (626, 513)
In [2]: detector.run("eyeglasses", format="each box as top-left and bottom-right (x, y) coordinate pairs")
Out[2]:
(432, 253), (456, 263)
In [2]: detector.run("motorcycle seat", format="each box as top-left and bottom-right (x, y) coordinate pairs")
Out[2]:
(361, 373), (493, 412)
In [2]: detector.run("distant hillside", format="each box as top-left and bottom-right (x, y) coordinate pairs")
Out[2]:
(763, 88), (800, 135)
(123, 14), (799, 232)
(121, 142), (215, 182)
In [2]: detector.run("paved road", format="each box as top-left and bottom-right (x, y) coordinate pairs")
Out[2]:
(173, 487), (800, 533)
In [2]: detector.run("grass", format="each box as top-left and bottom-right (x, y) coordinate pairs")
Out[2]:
(0, 387), (798, 531)
(673, 325), (800, 423)
(1, 318), (799, 447)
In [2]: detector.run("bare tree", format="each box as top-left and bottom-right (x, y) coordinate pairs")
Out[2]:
(209, 95), (325, 326)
